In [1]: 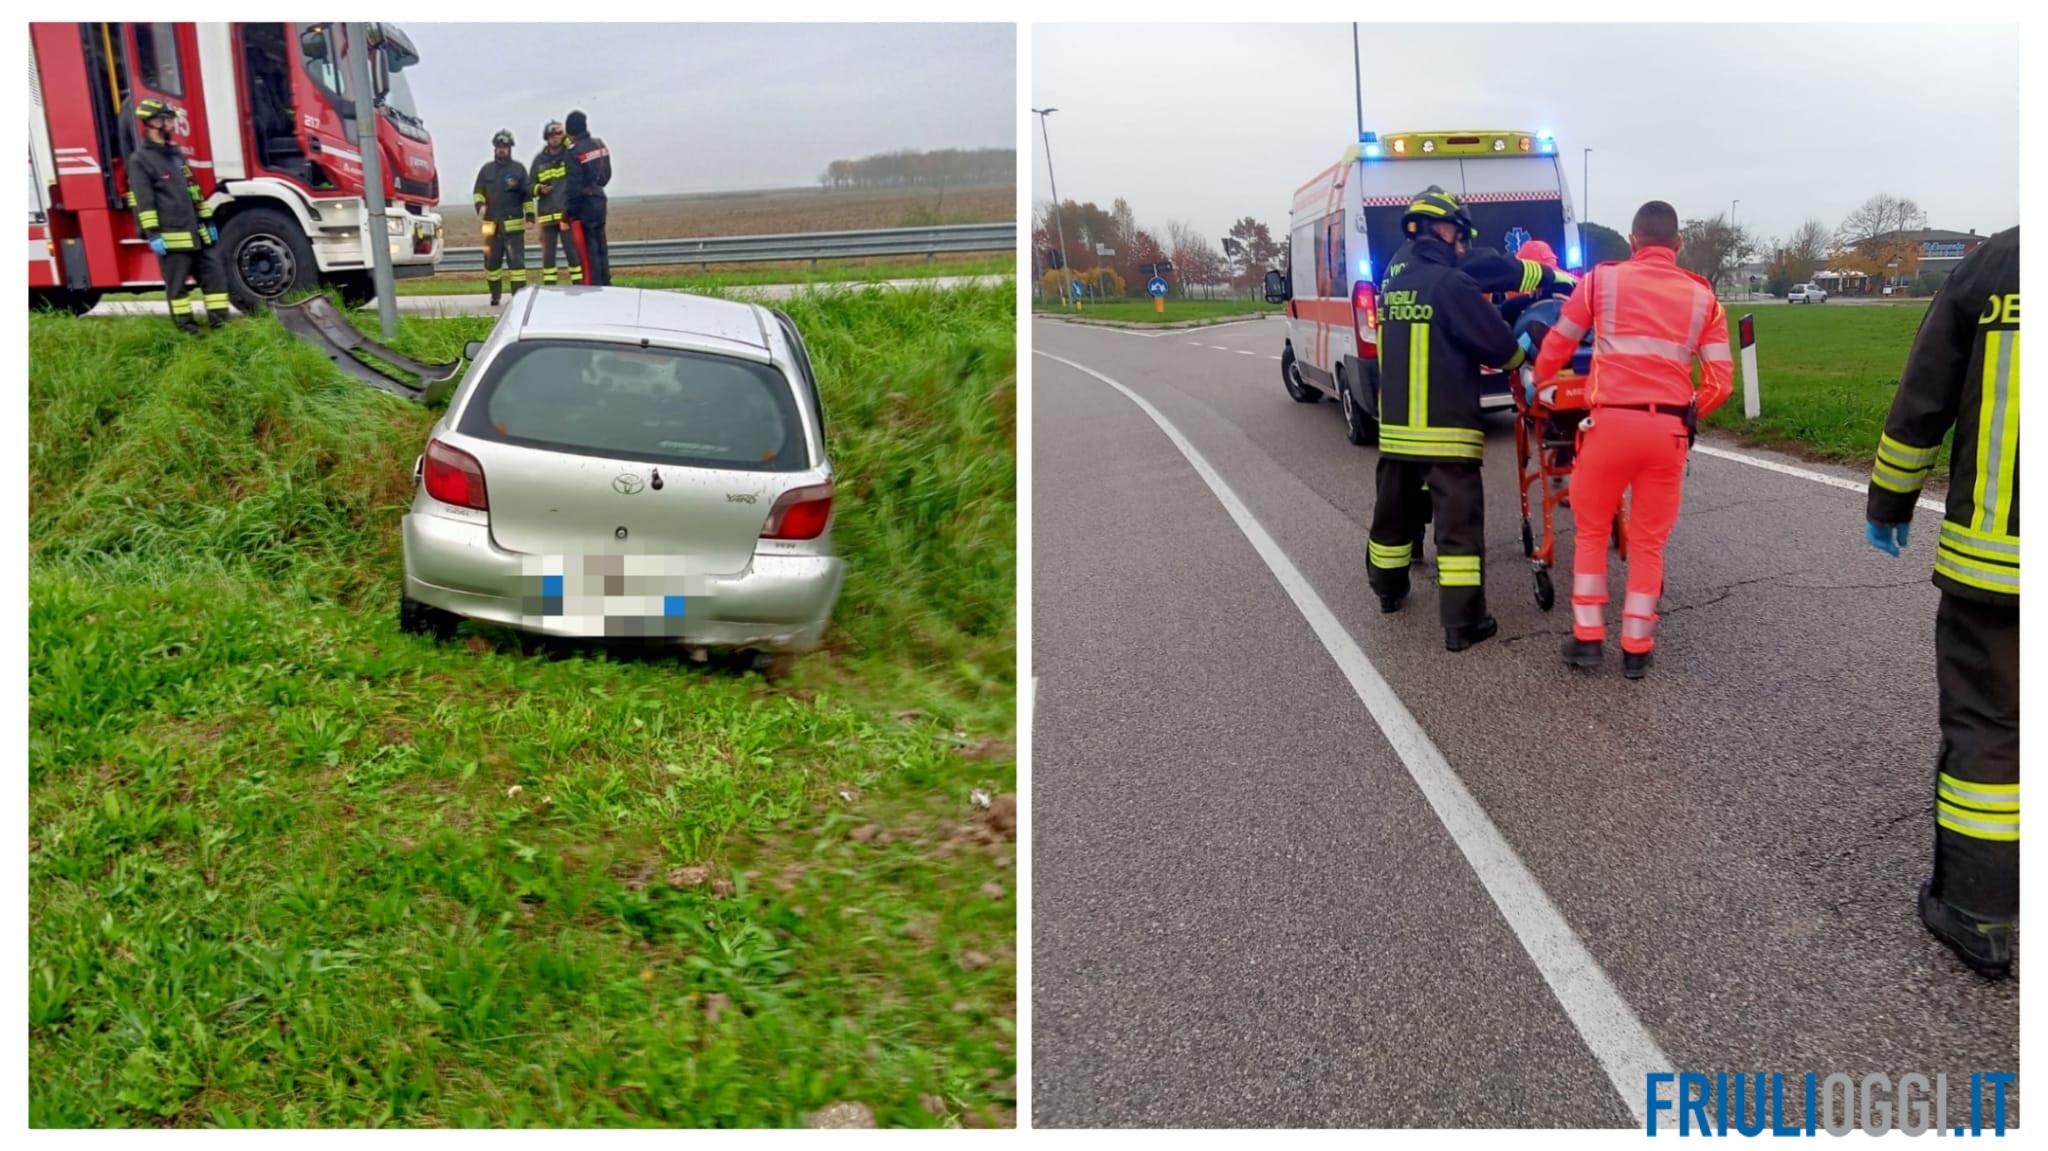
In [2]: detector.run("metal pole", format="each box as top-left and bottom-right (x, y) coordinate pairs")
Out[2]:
(1352, 24), (1363, 140)
(344, 22), (398, 339)
(1033, 107), (1073, 310)
(1582, 148), (1591, 223)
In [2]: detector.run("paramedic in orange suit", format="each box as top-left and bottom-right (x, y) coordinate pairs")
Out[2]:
(1532, 201), (1734, 679)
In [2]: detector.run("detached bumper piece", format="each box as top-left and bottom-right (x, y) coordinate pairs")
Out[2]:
(275, 295), (463, 404)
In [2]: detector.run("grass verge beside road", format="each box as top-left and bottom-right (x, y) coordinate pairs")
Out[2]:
(398, 254), (1015, 296)
(1702, 300), (1936, 469)
(1032, 298), (1280, 325)
(28, 283), (1016, 1127)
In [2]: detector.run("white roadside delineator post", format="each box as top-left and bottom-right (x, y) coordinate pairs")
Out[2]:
(1739, 313), (1760, 419)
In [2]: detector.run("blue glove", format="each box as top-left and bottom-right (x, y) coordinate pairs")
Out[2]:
(148, 236), (167, 257)
(1865, 520), (1910, 556)
(1517, 331), (1538, 360)
(1521, 376), (1538, 407)
(204, 223), (218, 245)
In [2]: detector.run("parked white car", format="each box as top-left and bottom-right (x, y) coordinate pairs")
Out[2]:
(1787, 283), (1829, 304)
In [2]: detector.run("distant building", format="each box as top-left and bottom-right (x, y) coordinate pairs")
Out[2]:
(1819, 228), (1993, 296)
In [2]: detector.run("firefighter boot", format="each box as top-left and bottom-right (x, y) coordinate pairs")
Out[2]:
(1919, 880), (2014, 979)
(1623, 651), (1654, 680)
(1444, 615), (1498, 653)
(1561, 636), (1603, 669)
(490, 285), (503, 307)
(174, 316), (204, 337)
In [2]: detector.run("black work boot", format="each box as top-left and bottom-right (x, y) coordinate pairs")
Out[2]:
(1919, 880), (2014, 979)
(1623, 650), (1654, 679)
(1562, 636), (1603, 669)
(174, 317), (203, 336)
(1379, 594), (1404, 614)
(489, 287), (502, 307)
(1445, 616), (1499, 652)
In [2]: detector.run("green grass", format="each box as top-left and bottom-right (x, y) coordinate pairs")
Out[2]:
(1702, 301), (1936, 467)
(1032, 298), (1281, 324)
(28, 283), (1016, 1127)
(396, 256), (1016, 297)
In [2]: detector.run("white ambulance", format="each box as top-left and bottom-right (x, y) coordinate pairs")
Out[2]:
(1264, 129), (1582, 446)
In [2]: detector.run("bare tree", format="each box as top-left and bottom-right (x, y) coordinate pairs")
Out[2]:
(1834, 193), (1927, 288)
(1677, 213), (1756, 291)
(1785, 218), (1830, 281)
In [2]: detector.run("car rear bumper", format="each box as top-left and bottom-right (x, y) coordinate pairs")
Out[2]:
(403, 511), (844, 652)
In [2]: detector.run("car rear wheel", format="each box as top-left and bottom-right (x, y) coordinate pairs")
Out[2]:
(1339, 367), (1377, 445)
(399, 593), (460, 641)
(1282, 346), (1320, 404)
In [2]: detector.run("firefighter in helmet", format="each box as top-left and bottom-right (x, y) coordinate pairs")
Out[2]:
(473, 129), (535, 306)
(123, 98), (231, 333)
(529, 121), (580, 287)
(1365, 189), (1531, 650)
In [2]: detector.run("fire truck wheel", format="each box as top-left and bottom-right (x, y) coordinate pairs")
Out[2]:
(31, 288), (102, 316)
(1281, 346), (1320, 404)
(219, 208), (319, 314)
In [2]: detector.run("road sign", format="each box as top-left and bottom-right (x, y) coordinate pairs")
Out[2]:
(1072, 279), (1086, 299)
(1097, 245), (1116, 257)
(1148, 277), (1169, 297)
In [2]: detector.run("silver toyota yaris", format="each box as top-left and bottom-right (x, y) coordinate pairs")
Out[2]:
(400, 286), (844, 661)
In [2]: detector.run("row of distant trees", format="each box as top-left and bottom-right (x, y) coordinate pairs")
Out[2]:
(1033, 191), (1952, 301)
(1660, 192), (1941, 297)
(1031, 198), (1284, 298)
(818, 149), (1015, 190)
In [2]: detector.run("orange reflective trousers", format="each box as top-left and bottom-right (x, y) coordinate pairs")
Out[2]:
(1568, 408), (1690, 654)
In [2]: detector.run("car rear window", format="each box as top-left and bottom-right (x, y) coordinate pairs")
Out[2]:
(457, 340), (808, 472)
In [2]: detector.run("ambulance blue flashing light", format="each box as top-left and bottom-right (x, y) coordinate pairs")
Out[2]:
(1536, 128), (1554, 140)
(1567, 244), (1584, 269)
(1358, 256), (1372, 281)
(1363, 142), (1382, 158)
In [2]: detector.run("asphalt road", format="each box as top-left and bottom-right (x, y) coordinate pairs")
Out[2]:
(1030, 314), (2017, 1128)
(87, 273), (1006, 319)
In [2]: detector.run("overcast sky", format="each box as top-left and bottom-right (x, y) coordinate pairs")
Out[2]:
(1032, 23), (2018, 247)
(404, 22), (1014, 201)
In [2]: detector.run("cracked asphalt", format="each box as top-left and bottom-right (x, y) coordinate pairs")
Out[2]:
(1030, 315), (2018, 1128)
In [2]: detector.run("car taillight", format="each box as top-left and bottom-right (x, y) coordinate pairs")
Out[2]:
(761, 481), (834, 541)
(1353, 281), (1379, 360)
(423, 438), (488, 510)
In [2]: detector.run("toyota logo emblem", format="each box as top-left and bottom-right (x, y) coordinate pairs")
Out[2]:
(612, 474), (645, 494)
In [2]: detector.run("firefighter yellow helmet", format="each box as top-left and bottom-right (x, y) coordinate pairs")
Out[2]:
(135, 98), (176, 127)
(1402, 186), (1479, 242)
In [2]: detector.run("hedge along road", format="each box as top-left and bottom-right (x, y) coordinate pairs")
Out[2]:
(1027, 315), (2012, 1128)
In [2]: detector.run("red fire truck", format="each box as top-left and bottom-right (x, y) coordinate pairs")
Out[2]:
(29, 21), (443, 315)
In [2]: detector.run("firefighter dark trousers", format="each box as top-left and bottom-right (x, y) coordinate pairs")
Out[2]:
(1368, 458), (1488, 630)
(573, 207), (610, 285)
(538, 222), (581, 286)
(159, 247), (230, 326)
(1930, 592), (2018, 922)
(485, 228), (527, 298)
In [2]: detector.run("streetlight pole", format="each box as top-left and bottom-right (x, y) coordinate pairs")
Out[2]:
(1352, 23), (1363, 141)
(1731, 200), (1743, 298)
(1032, 107), (1074, 310)
(1582, 148), (1591, 224)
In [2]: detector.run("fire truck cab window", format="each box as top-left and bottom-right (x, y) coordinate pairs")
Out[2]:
(299, 24), (351, 106)
(133, 24), (183, 98)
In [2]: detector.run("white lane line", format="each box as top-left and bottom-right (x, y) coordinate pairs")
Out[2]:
(1208, 344), (1231, 351)
(1267, 355), (1283, 361)
(1693, 443), (1943, 514)
(1234, 349), (1256, 356)
(1037, 349), (1674, 1126)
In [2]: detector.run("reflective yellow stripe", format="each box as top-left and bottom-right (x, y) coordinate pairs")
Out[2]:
(1878, 433), (1940, 471)
(1939, 773), (2017, 813)
(1972, 331), (2019, 534)
(1520, 261), (1541, 294)
(1934, 546), (2019, 595)
(1937, 800), (2018, 842)
(138, 211), (160, 228)
(1438, 554), (1482, 587)
(1938, 521), (2018, 563)
(1410, 321), (1429, 428)
(1871, 458), (1930, 494)
(1368, 540), (1413, 569)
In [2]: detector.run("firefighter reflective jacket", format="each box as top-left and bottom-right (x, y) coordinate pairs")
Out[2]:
(472, 158), (534, 229)
(529, 146), (572, 224)
(1375, 233), (1529, 462)
(1383, 240), (1575, 301)
(1866, 226), (2020, 604)
(1533, 245), (1734, 414)
(564, 133), (612, 212)
(124, 141), (213, 250)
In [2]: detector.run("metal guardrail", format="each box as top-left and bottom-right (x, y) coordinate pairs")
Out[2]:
(436, 222), (1014, 274)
